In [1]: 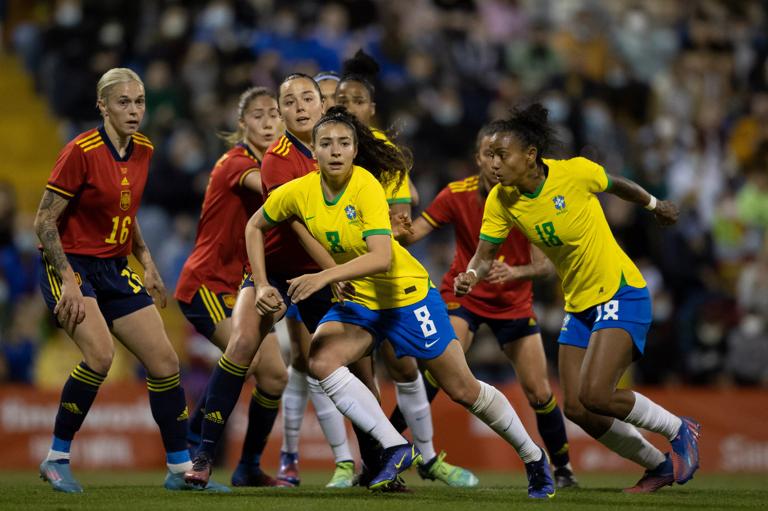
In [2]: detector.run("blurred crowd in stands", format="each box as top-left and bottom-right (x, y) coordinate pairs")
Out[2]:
(1, 0), (767, 387)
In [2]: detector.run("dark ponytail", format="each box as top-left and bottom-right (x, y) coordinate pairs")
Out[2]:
(485, 103), (558, 164)
(313, 106), (411, 194)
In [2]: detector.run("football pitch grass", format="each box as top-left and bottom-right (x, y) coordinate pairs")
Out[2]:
(2, 470), (765, 510)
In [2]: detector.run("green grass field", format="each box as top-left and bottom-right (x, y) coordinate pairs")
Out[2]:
(2, 470), (765, 511)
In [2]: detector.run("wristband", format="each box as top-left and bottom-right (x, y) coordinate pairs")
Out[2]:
(466, 268), (478, 279)
(644, 195), (657, 211)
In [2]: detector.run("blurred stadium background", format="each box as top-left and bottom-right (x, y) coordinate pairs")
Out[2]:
(0, 0), (766, 478)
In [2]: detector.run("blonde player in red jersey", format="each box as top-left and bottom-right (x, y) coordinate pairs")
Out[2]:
(392, 123), (577, 488)
(175, 87), (291, 487)
(35, 68), (226, 493)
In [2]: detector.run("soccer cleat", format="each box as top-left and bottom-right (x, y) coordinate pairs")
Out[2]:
(325, 460), (355, 488)
(553, 464), (578, 489)
(670, 417), (701, 484)
(417, 451), (479, 487)
(183, 452), (213, 488)
(165, 470), (231, 492)
(231, 463), (293, 487)
(524, 448), (556, 499)
(368, 443), (422, 490)
(276, 451), (300, 486)
(623, 453), (674, 494)
(380, 476), (412, 493)
(39, 460), (83, 493)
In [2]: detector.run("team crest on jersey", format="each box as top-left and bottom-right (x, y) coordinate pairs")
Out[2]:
(553, 195), (566, 211)
(120, 190), (131, 211)
(222, 294), (236, 309)
(345, 205), (357, 220)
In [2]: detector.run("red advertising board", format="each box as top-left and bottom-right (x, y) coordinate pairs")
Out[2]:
(1, 383), (766, 473)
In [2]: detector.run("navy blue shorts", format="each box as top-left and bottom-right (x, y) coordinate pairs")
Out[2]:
(558, 285), (652, 355)
(40, 253), (154, 328)
(448, 305), (541, 346)
(319, 288), (455, 360)
(241, 272), (332, 333)
(177, 286), (237, 339)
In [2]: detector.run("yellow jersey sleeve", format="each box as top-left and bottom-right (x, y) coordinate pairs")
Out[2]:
(569, 156), (610, 194)
(262, 176), (302, 224)
(479, 185), (520, 244)
(358, 176), (393, 238)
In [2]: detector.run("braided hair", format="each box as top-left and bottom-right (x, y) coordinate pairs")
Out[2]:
(313, 106), (411, 194)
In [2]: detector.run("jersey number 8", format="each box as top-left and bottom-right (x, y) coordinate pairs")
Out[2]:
(413, 305), (437, 337)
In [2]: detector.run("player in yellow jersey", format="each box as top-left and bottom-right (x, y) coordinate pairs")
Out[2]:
(245, 107), (555, 497)
(334, 49), (475, 487)
(456, 104), (701, 493)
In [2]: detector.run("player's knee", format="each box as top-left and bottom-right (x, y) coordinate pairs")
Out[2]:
(387, 360), (419, 383)
(563, 398), (589, 425)
(146, 348), (180, 378)
(523, 382), (552, 408)
(578, 383), (612, 416)
(307, 352), (339, 381)
(259, 366), (288, 395)
(442, 380), (476, 407)
(226, 332), (258, 367)
(85, 349), (114, 375)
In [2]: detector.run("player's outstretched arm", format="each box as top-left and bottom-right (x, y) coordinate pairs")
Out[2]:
(485, 245), (555, 284)
(393, 215), (433, 246)
(455, 238), (500, 296)
(606, 174), (679, 226)
(34, 190), (85, 331)
(132, 219), (166, 307)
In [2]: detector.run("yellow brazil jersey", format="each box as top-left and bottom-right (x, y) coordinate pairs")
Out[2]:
(262, 165), (431, 310)
(371, 128), (412, 205)
(479, 157), (645, 313)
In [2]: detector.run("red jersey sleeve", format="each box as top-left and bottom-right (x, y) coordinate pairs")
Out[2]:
(225, 152), (261, 191)
(421, 185), (455, 228)
(261, 150), (297, 196)
(46, 142), (86, 199)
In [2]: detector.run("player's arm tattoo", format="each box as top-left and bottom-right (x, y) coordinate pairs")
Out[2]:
(33, 190), (71, 278)
(131, 219), (155, 269)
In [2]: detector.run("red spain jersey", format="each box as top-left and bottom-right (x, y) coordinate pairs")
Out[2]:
(45, 127), (152, 258)
(175, 143), (263, 303)
(260, 131), (320, 274)
(422, 175), (535, 319)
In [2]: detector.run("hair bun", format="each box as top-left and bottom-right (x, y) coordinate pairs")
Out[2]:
(342, 49), (380, 79)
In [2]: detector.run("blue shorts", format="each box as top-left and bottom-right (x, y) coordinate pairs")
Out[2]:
(285, 303), (302, 321)
(40, 253), (154, 328)
(241, 272), (332, 333)
(448, 305), (541, 347)
(177, 286), (237, 339)
(319, 288), (455, 360)
(558, 285), (652, 355)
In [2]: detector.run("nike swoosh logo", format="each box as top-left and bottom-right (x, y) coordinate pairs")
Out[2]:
(304, 216), (316, 221)
(394, 453), (407, 470)
(425, 338), (440, 348)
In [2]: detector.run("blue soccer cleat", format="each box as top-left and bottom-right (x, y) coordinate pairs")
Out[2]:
(39, 460), (83, 493)
(276, 451), (300, 487)
(624, 453), (674, 493)
(165, 469), (231, 492)
(368, 443), (422, 490)
(670, 417), (701, 484)
(524, 448), (556, 499)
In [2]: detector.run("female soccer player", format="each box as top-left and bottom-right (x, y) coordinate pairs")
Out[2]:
(335, 49), (475, 487)
(392, 123), (577, 488)
(184, 74), (362, 489)
(245, 107), (555, 498)
(35, 68), (225, 493)
(455, 104), (701, 493)
(175, 86), (290, 487)
(314, 70), (340, 108)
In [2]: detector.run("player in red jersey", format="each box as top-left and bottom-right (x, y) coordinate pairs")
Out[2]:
(186, 73), (376, 490)
(35, 68), (226, 493)
(174, 87), (290, 487)
(392, 123), (578, 488)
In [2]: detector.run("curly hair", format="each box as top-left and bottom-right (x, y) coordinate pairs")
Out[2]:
(482, 103), (559, 165)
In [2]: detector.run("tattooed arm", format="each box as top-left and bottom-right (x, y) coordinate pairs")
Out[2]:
(33, 190), (85, 331)
(132, 219), (167, 308)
